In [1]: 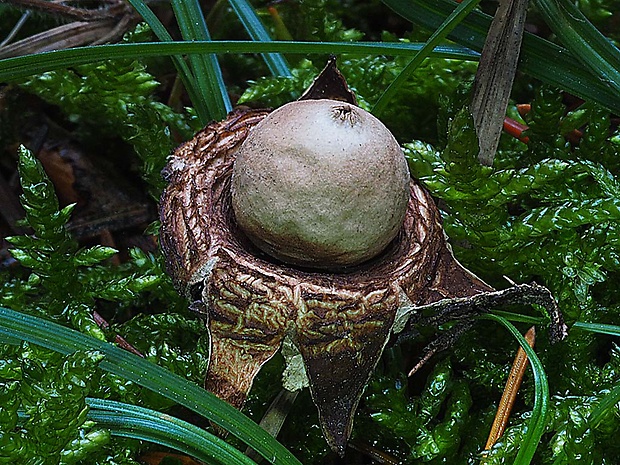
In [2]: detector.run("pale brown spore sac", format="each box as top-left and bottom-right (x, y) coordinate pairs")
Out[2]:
(231, 99), (410, 271)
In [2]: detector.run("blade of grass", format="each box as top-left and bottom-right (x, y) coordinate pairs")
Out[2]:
(572, 321), (620, 337)
(575, 321), (620, 430)
(3, 35), (617, 113)
(86, 398), (257, 465)
(0, 306), (302, 465)
(471, 0), (529, 166)
(171, 0), (231, 121)
(373, 0), (481, 116)
(0, 41), (478, 82)
(588, 383), (620, 429)
(480, 313), (549, 465)
(228, 0), (291, 77)
(0, 10), (31, 48)
(381, 0), (620, 114)
(490, 310), (543, 325)
(123, 0), (209, 123)
(531, 0), (620, 95)
(492, 312), (620, 337)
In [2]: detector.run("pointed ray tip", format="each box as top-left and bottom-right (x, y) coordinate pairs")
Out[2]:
(325, 429), (348, 457)
(317, 402), (356, 457)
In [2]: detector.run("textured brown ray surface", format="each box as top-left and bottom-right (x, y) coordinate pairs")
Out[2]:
(159, 107), (494, 454)
(160, 108), (270, 289)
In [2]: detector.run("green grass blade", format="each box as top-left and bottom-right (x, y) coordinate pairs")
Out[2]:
(373, 0), (481, 115)
(0, 306), (302, 465)
(123, 0), (174, 42)
(572, 321), (620, 337)
(0, 41), (478, 83)
(86, 398), (257, 465)
(381, 0), (620, 114)
(531, 0), (620, 95)
(228, 0), (292, 77)
(171, 0), (232, 121)
(481, 314), (549, 465)
(123, 0), (209, 122)
(492, 314), (620, 338)
(588, 384), (620, 429)
(490, 310), (543, 325)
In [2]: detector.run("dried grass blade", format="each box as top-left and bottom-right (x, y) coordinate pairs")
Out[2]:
(471, 0), (529, 166)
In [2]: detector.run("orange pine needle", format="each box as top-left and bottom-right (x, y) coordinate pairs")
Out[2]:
(566, 128), (584, 145)
(503, 117), (530, 143)
(484, 326), (536, 451)
(516, 103), (531, 117)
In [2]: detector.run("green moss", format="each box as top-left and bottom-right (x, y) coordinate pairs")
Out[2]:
(0, 343), (110, 464)
(0, 147), (207, 462)
(1, 1), (620, 463)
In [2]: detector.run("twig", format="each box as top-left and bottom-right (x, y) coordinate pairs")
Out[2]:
(0, 0), (138, 58)
(2, 0), (128, 21)
(0, 21), (117, 58)
(92, 310), (144, 358)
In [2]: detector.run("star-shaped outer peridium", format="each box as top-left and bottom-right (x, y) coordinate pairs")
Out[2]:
(159, 60), (566, 456)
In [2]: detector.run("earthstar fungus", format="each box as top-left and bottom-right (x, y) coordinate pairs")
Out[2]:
(159, 59), (567, 456)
